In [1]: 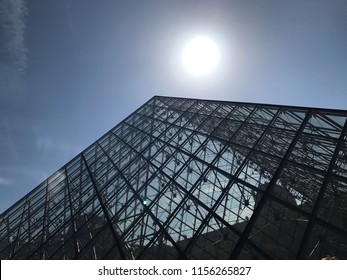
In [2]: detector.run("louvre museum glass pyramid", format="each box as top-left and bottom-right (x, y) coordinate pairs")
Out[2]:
(1, 96), (347, 260)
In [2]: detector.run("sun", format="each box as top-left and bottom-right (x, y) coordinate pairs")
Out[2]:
(182, 36), (220, 76)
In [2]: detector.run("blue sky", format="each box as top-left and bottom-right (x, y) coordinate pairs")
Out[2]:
(1, 0), (347, 213)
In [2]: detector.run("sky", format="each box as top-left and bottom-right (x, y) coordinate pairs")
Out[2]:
(1, 0), (347, 214)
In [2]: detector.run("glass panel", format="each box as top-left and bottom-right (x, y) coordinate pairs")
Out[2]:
(302, 224), (347, 259)
(317, 178), (347, 232)
(188, 217), (240, 259)
(249, 199), (308, 259)
(275, 162), (325, 212)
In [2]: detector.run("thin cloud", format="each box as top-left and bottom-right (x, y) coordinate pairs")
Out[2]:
(36, 136), (79, 158)
(0, 117), (19, 159)
(0, 0), (28, 73)
(0, 177), (11, 187)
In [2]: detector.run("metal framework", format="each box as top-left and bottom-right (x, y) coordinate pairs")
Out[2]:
(1, 96), (347, 259)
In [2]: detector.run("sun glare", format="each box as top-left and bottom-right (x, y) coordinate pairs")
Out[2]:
(182, 36), (220, 76)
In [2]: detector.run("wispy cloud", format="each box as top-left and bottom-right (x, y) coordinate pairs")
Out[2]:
(0, 177), (11, 187)
(36, 136), (79, 158)
(0, 0), (28, 73)
(0, 117), (19, 159)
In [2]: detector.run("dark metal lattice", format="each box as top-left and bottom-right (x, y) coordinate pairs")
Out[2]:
(1, 96), (347, 259)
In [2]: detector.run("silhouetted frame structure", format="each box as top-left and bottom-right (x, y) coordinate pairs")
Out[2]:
(1, 96), (347, 259)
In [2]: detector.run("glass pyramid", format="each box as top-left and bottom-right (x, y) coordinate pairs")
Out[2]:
(1, 96), (347, 259)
